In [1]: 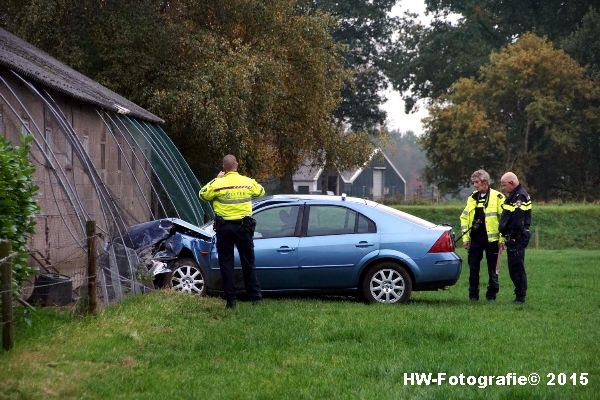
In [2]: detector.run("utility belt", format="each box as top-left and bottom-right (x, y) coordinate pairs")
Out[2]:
(506, 228), (529, 239)
(506, 229), (530, 249)
(214, 215), (256, 234)
(216, 217), (243, 225)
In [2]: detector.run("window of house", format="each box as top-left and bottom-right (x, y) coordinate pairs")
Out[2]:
(99, 127), (106, 169)
(21, 118), (30, 135)
(65, 141), (73, 168)
(100, 143), (106, 169)
(0, 105), (5, 137)
(44, 127), (53, 166)
(82, 134), (89, 155)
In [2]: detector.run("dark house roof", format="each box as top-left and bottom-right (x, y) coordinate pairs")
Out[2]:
(292, 159), (323, 182)
(0, 27), (163, 123)
(339, 148), (406, 184)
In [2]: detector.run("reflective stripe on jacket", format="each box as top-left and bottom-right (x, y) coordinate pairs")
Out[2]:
(199, 171), (265, 220)
(460, 188), (505, 243)
(499, 184), (532, 236)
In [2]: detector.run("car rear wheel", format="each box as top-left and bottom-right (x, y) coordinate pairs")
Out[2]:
(362, 262), (412, 304)
(172, 258), (206, 295)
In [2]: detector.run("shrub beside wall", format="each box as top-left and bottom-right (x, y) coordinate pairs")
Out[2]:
(0, 135), (39, 295)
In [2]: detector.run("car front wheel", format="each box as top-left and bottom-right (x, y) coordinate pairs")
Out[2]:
(172, 258), (206, 295)
(362, 262), (412, 304)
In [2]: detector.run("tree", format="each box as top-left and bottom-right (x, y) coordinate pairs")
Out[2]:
(307, 0), (398, 132)
(0, 0), (175, 106)
(562, 7), (600, 78)
(149, 1), (357, 191)
(420, 33), (600, 200)
(387, 0), (598, 113)
(1, 0), (370, 191)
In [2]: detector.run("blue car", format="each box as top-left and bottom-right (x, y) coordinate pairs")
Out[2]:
(126, 195), (462, 304)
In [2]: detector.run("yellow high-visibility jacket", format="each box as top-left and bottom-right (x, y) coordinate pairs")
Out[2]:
(460, 188), (505, 243)
(199, 171), (265, 220)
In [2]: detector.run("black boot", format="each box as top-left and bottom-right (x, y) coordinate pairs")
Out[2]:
(226, 298), (237, 309)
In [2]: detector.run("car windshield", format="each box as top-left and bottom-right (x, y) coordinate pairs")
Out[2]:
(374, 204), (436, 228)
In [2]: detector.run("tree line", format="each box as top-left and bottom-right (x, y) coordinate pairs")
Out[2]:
(1, 1), (598, 200)
(390, 1), (599, 200)
(0, 0), (396, 192)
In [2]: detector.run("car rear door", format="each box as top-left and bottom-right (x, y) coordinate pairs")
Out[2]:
(298, 205), (378, 289)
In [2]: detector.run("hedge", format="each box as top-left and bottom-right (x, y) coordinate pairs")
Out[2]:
(396, 203), (600, 250)
(0, 135), (39, 295)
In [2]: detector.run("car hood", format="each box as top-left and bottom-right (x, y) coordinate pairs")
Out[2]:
(119, 218), (213, 249)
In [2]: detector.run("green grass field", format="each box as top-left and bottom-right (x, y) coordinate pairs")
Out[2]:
(1, 249), (598, 399)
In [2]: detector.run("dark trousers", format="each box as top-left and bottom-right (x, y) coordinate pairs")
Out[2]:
(468, 239), (499, 300)
(216, 221), (262, 301)
(507, 245), (528, 301)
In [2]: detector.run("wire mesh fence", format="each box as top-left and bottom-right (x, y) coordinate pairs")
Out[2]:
(1, 68), (212, 309)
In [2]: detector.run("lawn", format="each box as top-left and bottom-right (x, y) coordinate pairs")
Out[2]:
(1, 249), (598, 399)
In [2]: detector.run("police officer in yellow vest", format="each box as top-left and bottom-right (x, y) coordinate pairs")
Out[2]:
(199, 155), (265, 309)
(460, 169), (505, 301)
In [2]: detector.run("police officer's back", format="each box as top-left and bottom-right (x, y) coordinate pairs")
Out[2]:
(199, 155), (265, 308)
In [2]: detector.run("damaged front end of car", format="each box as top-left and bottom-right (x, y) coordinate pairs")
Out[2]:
(112, 218), (213, 291)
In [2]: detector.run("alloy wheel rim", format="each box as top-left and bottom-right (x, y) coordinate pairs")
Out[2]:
(172, 265), (204, 294)
(370, 268), (404, 303)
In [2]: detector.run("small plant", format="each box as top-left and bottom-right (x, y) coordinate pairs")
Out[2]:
(0, 135), (39, 297)
(135, 261), (155, 288)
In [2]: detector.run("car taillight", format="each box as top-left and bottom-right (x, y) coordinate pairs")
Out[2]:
(428, 231), (454, 253)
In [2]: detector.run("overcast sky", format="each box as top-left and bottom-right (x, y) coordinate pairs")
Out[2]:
(381, 1), (432, 135)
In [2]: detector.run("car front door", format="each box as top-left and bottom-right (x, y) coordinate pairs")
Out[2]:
(298, 205), (378, 289)
(251, 205), (302, 289)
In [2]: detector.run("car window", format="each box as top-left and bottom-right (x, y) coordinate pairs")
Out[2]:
(357, 213), (376, 233)
(253, 205), (300, 239)
(307, 206), (362, 236)
(252, 199), (298, 212)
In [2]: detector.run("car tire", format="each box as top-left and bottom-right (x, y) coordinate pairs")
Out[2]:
(362, 262), (412, 304)
(171, 258), (206, 295)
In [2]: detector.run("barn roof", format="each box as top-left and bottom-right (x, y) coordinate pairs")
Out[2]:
(0, 27), (163, 123)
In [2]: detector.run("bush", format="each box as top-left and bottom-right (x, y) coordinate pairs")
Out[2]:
(0, 135), (39, 295)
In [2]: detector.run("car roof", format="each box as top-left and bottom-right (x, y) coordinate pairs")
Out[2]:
(254, 195), (438, 229)
(255, 194), (377, 206)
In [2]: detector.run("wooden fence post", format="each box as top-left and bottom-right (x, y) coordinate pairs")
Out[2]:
(1, 240), (13, 351)
(86, 221), (98, 315)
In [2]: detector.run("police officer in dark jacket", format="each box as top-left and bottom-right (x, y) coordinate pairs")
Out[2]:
(499, 172), (532, 304)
